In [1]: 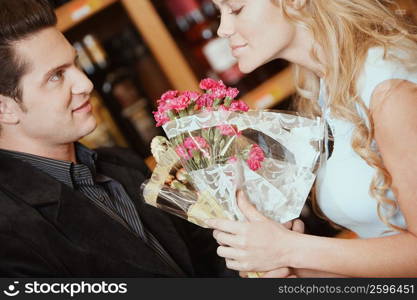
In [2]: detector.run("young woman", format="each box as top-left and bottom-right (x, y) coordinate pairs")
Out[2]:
(206, 0), (417, 277)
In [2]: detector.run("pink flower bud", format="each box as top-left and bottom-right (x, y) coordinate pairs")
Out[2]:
(171, 95), (191, 112)
(211, 87), (227, 99)
(160, 90), (179, 102)
(196, 93), (214, 108)
(230, 100), (249, 112)
(199, 78), (226, 91)
(246, 144), (265, 171)
(182, 91), (201, 101)
(217, 125), (240, 136)
(225, 87), (239, 99)
(175, 145), (192, 160)
(153, 109), (170, 127)
(184, 136), (209, 151)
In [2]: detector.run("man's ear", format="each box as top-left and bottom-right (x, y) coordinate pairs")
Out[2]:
(0, 95), (21, 125)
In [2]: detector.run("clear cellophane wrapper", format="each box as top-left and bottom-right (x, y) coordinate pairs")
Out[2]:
(142, 110), (324, 277)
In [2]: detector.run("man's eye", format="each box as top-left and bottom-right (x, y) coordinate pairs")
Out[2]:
(50, 70), (64, 82)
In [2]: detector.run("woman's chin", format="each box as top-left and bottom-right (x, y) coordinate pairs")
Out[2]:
(237, 61), (258, 74)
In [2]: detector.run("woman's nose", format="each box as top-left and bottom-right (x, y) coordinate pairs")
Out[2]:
(217, 15), (235, 38)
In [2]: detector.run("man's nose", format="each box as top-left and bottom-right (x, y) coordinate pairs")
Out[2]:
(72, 69), (94, 95)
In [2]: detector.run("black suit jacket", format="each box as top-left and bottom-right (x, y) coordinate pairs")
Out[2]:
(0, 147), (232, 277)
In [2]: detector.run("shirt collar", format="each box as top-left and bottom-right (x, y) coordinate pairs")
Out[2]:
(0, 143), (98, 188)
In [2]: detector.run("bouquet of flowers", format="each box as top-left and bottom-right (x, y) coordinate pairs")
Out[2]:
(142, 78), (325, 228)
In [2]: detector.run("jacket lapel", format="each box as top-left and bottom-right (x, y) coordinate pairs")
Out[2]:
(96, 154), (195, 275)
(56, 184), (180, 276)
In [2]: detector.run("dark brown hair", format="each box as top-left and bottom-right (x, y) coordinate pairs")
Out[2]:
(0, 0), (57, 101)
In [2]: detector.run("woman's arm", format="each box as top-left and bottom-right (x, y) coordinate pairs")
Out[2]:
(207, 193), (417, 277)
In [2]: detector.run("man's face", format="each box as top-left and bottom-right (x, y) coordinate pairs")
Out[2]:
(13, 27), (96, 146)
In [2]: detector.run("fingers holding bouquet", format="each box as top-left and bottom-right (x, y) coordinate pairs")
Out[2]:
(206, 190), (302, 273)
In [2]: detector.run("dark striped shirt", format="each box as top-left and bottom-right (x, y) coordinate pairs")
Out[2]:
(0, 143), (184, 275)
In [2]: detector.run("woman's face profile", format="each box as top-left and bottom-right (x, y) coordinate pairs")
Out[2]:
(213, 0), (297, 73)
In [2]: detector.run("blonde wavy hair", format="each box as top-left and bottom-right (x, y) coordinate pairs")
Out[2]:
(276, 0), (417, 232)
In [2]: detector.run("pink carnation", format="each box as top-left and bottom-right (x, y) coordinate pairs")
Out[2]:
(196, 93), (214, 108)
(153, 109), (170, 127)
(211, 87), (227, 99)
(230, 100), (249, 112)
(160, 90), (178, 103)
(181, 91), (201, 101)
(157, 91), (179, 109)
(175, 145), (191, 160)
(247, 159), (262, 171)
(199, 78), (226, 91)
(184, 136), (209, 151)
(217, 125), (240, 136)
(225, 87), (239, 99)
(246, 144), (265, 171)
(157, 100), (173, 114)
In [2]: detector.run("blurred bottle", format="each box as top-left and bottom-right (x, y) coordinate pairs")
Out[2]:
(198, 0), (218, 20)
(103, 25), (172, 107)
(103, 68), (160, 147)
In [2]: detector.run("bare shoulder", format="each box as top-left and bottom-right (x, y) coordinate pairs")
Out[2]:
(370, 79), (417, 133)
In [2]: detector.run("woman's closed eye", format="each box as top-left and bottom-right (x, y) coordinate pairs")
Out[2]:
(230, 6), (244, 15)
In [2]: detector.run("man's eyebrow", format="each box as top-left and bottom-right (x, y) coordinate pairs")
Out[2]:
(43, 49), (78, 81)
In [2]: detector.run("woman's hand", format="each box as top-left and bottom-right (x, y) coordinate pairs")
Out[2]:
(205, 190), (300, 272)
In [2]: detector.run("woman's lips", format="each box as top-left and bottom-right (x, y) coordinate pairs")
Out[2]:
(231, 44), (248, 56)
(73, 101), (92, 113)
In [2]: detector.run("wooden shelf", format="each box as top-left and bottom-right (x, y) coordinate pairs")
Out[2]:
(242, 66), (295, 109)
(121, 0), (200, 92)
(56, 0), (118, 32)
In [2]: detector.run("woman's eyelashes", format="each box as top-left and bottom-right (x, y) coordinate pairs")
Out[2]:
(215, 4), (244, 19)
(230, 6), (244, 15)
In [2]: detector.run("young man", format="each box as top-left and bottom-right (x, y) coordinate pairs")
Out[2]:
(0, 0), (231, 277)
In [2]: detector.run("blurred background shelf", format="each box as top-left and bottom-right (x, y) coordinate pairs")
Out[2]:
(242, 66), (295, 109)
(56, 0), (118, 32)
